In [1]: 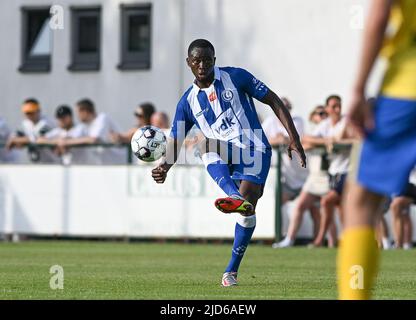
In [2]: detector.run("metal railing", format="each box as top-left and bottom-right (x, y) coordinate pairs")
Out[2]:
(0, 142), (134, 164)
(1, 141), (353, 241)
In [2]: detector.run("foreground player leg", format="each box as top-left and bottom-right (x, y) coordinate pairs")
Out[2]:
(337, 181), (383, 300)
(222, 181), (262, 287)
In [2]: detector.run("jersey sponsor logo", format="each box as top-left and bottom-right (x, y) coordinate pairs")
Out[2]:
(221, 89), (234, 102)
(209, 91), (217, 102)
(211, 109), (241, 140)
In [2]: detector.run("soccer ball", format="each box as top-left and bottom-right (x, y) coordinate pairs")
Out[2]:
(131, 126), (167, 162)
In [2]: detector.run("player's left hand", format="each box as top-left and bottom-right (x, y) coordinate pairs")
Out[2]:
(287, 138), (307, 168)
(347, 91), (374, 137)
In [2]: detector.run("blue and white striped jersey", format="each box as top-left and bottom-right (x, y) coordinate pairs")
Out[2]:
(170, 66), (271, 152)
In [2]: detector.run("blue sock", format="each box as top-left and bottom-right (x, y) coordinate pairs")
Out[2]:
(225, 215), (256, 273)
(206, 161), (241, 197)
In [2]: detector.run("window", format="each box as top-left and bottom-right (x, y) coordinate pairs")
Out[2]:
(118, 4), (151, 70)
(19, 7), (51, 73)
(69, 7), (101, 71)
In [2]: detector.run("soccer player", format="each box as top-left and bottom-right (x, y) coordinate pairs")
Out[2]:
(338, 0), (416, 299)
(151, 39), (306, 286)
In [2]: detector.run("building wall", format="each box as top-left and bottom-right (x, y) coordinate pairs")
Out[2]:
(0, 0), (383, 131)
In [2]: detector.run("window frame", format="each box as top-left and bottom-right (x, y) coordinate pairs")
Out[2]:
(19, 6), (52, 73)
(118, 3), (152, 71)
(68, 6), (101, 72)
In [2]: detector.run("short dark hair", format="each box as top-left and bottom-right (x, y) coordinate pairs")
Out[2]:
(55, 105), (72, 118)
(23, 98), (39, 105)
(188, 39), (215, 56)
(77, 98), (95, 113)
(139, 102), (155, 119)
(325, 94), (341, 106)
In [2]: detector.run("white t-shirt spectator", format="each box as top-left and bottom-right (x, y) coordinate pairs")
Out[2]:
(18, 115), (56, 163)
(0, 117), (18, 163)
(45, 125), (85, 164)
(262, 115), (308, 190)
(312, 116), (349, 175)
(75, 113), (125, 164)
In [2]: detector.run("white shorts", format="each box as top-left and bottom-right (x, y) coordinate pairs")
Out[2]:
(302, 171), (330, 196)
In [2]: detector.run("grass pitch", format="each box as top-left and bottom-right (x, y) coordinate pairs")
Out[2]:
(0, 241), (415, 299)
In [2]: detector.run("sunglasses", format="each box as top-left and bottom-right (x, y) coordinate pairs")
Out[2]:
(134, 112), (144, 118)
(314, 111), (327, 117)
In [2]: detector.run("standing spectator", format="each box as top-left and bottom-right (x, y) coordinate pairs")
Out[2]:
(274, 105), (329, 248)
(262, 97), (308, 203)
(114, 102), (156, 143)
(6, 98), (55, 163)
(376, 208), (392, 250)
(58, 99), (124, 164)
(390, 174), (416, 249)
(0, 117), (17, 163)
(305, 95), (356, 247)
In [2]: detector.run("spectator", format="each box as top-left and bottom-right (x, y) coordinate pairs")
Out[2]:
(6, 98), (55, 163)
(376, 206), (392, 250)
(57, 99), (124, 164)
(0, 116), (17, 163)
(304, 95), (357, 247)
(114, 102), (156, 143)
(274, 105), (329, 248)
(37, 105), (83, 164)
(151, 111), (170, 136)
(390, 174), (416, 249)
(262, 97), (308, 203)
(309, 105), (327, 127)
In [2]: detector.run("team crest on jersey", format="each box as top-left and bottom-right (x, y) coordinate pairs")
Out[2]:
(221, 89), (234, 102)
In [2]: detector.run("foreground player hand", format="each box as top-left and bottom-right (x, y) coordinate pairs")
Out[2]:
(347, 91), (374, 137)
(151, 165), (168, 184)
(287, 138), (307, 168)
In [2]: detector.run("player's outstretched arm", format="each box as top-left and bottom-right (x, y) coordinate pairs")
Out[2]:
(151, 137), (183, 184)
(261, 90), (306, 167)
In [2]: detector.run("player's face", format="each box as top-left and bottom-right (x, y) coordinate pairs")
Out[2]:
(187, 47), (216, 82)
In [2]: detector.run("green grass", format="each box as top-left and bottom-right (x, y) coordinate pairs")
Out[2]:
(0, 241), (415, 299)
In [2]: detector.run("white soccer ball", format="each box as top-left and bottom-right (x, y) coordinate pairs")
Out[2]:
(131, 126), (167, 162)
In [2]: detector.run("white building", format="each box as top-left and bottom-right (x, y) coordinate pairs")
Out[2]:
(0, 0), (382, 131)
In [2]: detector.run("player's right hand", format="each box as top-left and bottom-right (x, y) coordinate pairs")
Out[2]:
(151, 165), (168, 184)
